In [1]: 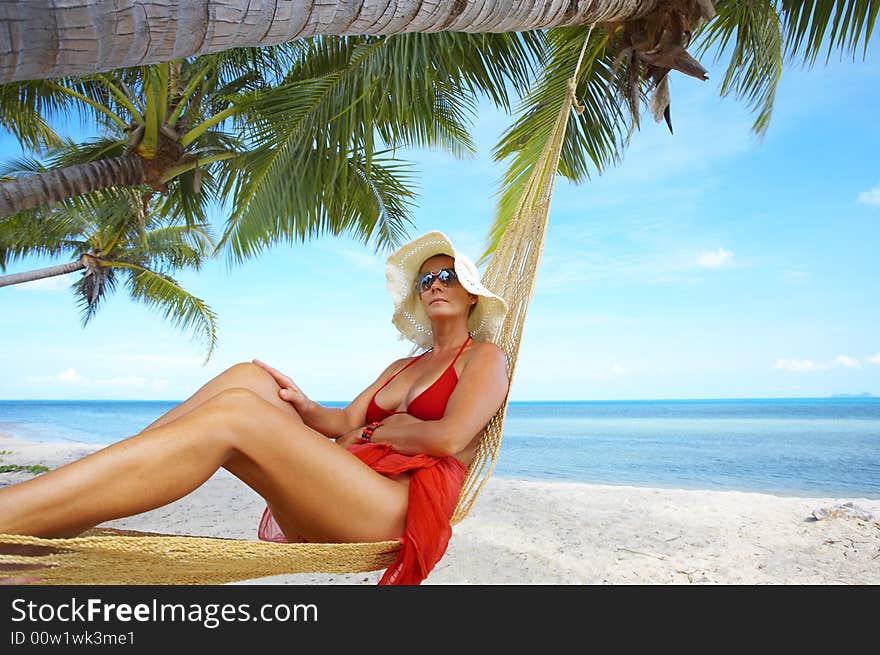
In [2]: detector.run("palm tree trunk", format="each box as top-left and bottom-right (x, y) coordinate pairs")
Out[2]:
(0, 0), (662, 83)
(0, 155), (146, 217)
(0, 258), (85, 288)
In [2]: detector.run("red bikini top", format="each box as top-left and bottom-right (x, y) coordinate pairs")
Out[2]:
(366, 335), (471, 423)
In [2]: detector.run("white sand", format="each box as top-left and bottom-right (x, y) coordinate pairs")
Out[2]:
(2, 432), (878, 585)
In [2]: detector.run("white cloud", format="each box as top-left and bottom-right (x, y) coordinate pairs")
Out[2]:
(868, 354), (880, 366)
(857, 186), (880, 206)
(58, 368), (87, 383)
(774, 358), (823, 372)
(610, 363), (627, 376)
(696, 248), (734, 269)
(835, 355), (860, 368)
(26, 368), (90, 384)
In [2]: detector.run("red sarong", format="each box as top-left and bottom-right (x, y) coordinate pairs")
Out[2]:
(257, 441), (467, 585)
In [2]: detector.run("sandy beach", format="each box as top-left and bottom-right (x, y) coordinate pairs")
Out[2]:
(1, 432), (878, 585)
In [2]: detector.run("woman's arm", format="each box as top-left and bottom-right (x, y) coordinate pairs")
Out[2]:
(251, 359), (350, 437)
(368, 344), (509, 457)
(252, 356), (414, 439)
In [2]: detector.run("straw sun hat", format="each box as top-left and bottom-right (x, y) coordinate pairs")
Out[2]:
(385, 231), (508, 351)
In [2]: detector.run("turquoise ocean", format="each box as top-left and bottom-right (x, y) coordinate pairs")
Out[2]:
(1, 398), (878, 498)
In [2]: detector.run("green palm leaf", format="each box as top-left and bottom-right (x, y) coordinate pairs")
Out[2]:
(482, 26), (630, 264)
(0, 81), (65, 151)
(122, 263), (218, 364)
(779, 0), (880, 63)
(329, 151), (418, 252)
(0, 155), (48, 178)
(134, 223), (216, 272)
(0, 209), (86, 269)
(218, 31), (545, 264)
(219, 149), (417, 262)
(696, 0), (784, 136)
(45, 137), (129, 168)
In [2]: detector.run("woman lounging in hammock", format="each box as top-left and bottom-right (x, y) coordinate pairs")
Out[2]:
(0, 231), (509, 585)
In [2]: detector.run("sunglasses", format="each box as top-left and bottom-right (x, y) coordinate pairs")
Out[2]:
(416, 268), (460, 293)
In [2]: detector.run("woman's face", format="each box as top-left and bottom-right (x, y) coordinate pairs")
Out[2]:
(417, 255), (476, 320)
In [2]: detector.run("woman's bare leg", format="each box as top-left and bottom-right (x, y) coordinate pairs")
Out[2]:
(0, 388), (406, 542)
(141, 362), (304, 432)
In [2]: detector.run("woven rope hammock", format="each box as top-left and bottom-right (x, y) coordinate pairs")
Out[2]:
(0, 31), (593, 585)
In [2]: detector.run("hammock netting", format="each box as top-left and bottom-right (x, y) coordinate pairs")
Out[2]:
(0, 70), (583, 585)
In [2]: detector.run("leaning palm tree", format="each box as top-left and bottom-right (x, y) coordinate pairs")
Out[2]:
(2, 1), (875, 90)
(0, 31), (544, 258)
(3, 2), (876, 267)
(0, 31), (546, 357)
(5, 2), (873, 256)
(0, 172), (219, 361)
(0, 49), (288, 218)
(0, 0), (695, 83)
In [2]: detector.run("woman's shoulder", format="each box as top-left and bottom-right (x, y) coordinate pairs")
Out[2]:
(461, 341), (509, 390)
(465, 340), (507, 366)
(471, 338), (504, 354)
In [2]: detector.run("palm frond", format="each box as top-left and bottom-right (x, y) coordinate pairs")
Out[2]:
(368, 30), (545, 117)
(46, 75), (132, 131)
(0, 81), (65, 152)
(215, 74), (343, 250)
(44, 137), (128, 168)
(213, 42), (306, 88)
(0, 209), (87, 269)
(0, 74), (130, 149)
(696, 0), (784, 136)
(778, 0), (880, 64)
(123, 264), (218, 363)
(135, 222), (216, 272)
(218, 148), (417, 263)
(219, 30), (548, 264)
(155, 128), (243, 226)
(0, 156), (48, 177)
(481, 26), (631, 264)
(330, 151), (419, 253)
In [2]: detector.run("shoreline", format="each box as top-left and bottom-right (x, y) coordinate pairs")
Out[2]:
(2, 432), (879, 584)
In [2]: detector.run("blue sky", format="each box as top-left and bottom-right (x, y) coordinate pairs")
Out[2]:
(1, 47), (878, 402)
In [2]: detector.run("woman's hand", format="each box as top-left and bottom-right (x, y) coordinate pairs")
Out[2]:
(335, 427), (366, 449)
(252, 358), (313, 414)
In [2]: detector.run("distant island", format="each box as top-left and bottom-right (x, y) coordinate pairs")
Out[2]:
(830, 392), (876, 398)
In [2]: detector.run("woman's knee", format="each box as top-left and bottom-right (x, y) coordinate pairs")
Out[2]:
(204, 387), (309, 450)
(222, 363), (303, 415)
(199, 387), (266, 445)
(225, 362), (277, 388)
